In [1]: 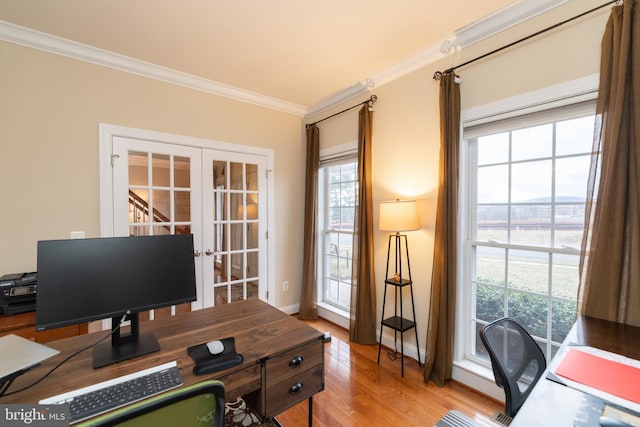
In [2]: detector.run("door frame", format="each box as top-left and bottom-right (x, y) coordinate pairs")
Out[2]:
(98, 123), (275, 305)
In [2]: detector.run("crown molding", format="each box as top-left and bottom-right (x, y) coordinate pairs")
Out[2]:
(1, 0), (571, 119)
(0, 20), (307, 116)
(452, 0), (570, 49)
(307, 0), (570, 115)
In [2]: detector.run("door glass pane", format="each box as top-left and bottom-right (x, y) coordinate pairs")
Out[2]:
(152, 190), (171, 222)
(214, 286), (228, 305)
(129, 152), (148, 186)
(214, 255), (227, 284)
(174, 190), (190, 222)
(247, 224), (258, 250)
(174, 156), (190, 187)
(152, 154), (170, 187)
(247, 280), (259, 299)
(129, 225), (148, 237)
(230, 162), (243, 190)
(230, 223), (243, 251)
(213, 161), (227, 189)
(230, 283), (244, 302)
(213, 193), (226, 221)
(247, 251), (258, 277)
(246, 163), (258, 191)
(231, 253), (244, 279)
(230, 193), (242, 220)
(152, 225), (171, 235)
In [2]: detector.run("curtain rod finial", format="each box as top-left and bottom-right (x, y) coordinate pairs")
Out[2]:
(433, 71), (443, 80)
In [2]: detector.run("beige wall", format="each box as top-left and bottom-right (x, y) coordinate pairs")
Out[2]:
(305, 0), (610, 355)
(0, 40), (304, 308)
(0, 0), (612, 331)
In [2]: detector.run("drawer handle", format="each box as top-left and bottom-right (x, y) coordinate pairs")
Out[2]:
(289, 382), (303, 394)
(289, 355), (304, 366)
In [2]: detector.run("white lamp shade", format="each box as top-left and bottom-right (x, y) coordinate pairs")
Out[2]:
(379, 199), (420, 231)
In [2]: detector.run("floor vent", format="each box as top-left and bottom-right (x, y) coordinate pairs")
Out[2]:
(491, 411), (512, 426)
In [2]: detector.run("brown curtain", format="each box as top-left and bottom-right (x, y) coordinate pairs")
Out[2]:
(424, 72), (460, 386)
(578, 1), (640, 327)
(350, 105), (377, 344)
(299, 125), (320, 320)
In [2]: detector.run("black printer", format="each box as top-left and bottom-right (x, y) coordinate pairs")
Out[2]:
(0, 272), (37, 315)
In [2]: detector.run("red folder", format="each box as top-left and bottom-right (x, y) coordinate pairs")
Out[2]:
(555, 348), (640, 404)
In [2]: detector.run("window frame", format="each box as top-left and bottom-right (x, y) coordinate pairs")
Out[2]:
(453, 76), (599, 396)
(316, 142), (358, 319)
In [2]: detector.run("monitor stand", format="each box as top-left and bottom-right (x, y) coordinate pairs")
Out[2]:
(92, 313), (160, 369)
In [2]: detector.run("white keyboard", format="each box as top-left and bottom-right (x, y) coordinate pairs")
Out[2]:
(39, 361), (183, 424)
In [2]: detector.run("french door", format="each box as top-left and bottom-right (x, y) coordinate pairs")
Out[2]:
(101, 125), (270, 311)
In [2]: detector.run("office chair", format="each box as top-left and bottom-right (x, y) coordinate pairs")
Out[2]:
(78, 380), (225, 427)
(480, 318), (546, 419)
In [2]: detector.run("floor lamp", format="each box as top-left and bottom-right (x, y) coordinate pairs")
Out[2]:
(378, 199), (421, 376)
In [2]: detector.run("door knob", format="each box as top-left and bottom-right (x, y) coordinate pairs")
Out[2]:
(205, 249), (214, 256)
(194, 250), (201, 257)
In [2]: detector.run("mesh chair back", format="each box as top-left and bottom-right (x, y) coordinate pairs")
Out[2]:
(480, 318), (546, 417)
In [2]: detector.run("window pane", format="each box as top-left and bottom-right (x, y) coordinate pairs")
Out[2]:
(512, 124), (552, 161)
(555, 155), (590, 200)
(477, 205), (508, 242)
(551, 254), (579, 299)
(552, 299), (576, 342)
(554, 207), (583, 249)
(507, 289), (548, 339)
(475, 282), (504, 323)
(507, 249), (549, 294)
(477, 133), (509, 165)
(556, 116), (595, 155)
(511, 160), (551, 202)
(475, 246), (505, 286)
(478, 165), (508, 203)
(511, 204), (551, 246)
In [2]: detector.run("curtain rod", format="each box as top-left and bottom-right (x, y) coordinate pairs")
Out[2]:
(433, 0), (620, 79)
(306, 95), (377, 128)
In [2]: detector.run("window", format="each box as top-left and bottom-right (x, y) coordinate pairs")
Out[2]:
(318, 153), (358, 313)
(461, 101), (596, 367)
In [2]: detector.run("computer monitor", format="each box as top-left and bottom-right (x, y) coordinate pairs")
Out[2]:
(36, 234), (197, 368)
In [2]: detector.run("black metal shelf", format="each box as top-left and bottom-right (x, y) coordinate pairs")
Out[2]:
(384, 278), (413, 287)
(381, 315), (416, 332)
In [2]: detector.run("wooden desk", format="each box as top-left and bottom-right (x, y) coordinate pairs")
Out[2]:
(511, 316), (640, 426)
(2, 298), (324, 425)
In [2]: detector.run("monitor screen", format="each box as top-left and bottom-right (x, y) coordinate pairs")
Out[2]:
(36, 234), (197, 368)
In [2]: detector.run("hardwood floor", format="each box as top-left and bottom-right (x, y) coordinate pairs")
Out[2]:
(276, 317), (502, 427)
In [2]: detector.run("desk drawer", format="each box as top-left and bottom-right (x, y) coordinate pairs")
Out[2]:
(265, 364), (323, 415)
(216, 362), (261, 400)
(265, 339), (323, 386)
